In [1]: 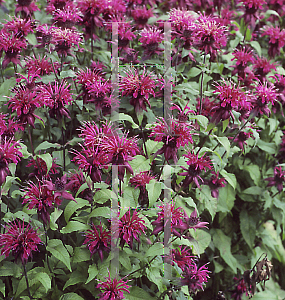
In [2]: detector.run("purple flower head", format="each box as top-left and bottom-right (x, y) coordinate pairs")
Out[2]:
(132, 6), (153, 28)
(180, 209), (209, 231)
(253, 57), (277, 82)
(180, 261), (210, 292)
(229, 130), (253, 152)
(26, 156), (60, 180)
(15, 0), (39, 18)
(53, 6), (83, 28)
(119, 67), (156, 113)
(46, 0), (74, 14)
(115, 209), (147, 249)
(0, 115), (23, 140)
(179, 151), (212, 189)
(3, 16), (34, 38)
(150, 118), (193, 163)
(231, 47), (254, 78)
(23, 180), (62, 225)
(170, 102), (194, 123)
(0, 138), (22, 186)
(231, 277), (248, 300)
(207, 171), (226, 198)
(25, 55), (60, 76)
(262, 25), (285, 57)
(0, 219), (42, 264)
(130, 171), (156, 206)
(239, 0), (266, 27)
(194, 14), (227, 61)
(83, 223), (111, 262)
(165, 246), (195, 271)
(265, 166), (285, 193)
(96, 272), (130, 300)
(139, 27), (164, 57)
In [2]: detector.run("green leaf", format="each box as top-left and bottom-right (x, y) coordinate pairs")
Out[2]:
(75, 182), (89, 198)
(146, 180), (162, 207)
(250, 41), (262, 56)
(63, 271), (86, 290)
(212, 229), (237, 273)
(222, 119), (229, 133)
(146, 267), (164, 292)
(88, 207), (110, 220)
(60, 221), (89, 234)
(86, 265), (98, 284)
(187, 67), (202, 77)
(50, 208), (63, 230)
(217, 185), (235, 213)
(34, 141), (61, 153)
(190, 229), (211, 254)
(189, 115), (209, 130)
(0, 279), (4, 296)
(119, 251), (132, 270)
(145, 243), (164, 257)
(26, 33), (37, 45)
(145, 140), (163, 156)
(64, 198), (90, 222)
(243, 186), (264, 195)
(250, 290), (279, 299)
(1, 176), (20, 196)
(240, 210), (256, 248)
(36, 272), (51, 293)
(129, 155), (151, 172)
(94, 189), (113, 204)
(19, 143), (31, 159)
(214, 136), (230, 158)
(128, 286), (156, 300)
(72, 247), (90, 263)
(110, 113), (139, 129)
(257, 140), (276, 154)
(196, 185), (217, 220)
(60, 293), (85, 300)
(243, 165), (261, 185)
(220, 170), (236, 189)
(47, 239), (72, 272)
(0, 77), (16, 102)
(0, 261), (22, 278)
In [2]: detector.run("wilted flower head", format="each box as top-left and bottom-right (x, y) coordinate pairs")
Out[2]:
(0, 138), (22, 186)
(0, 219), (42, 264)
(180, 261), (210, 292)
(179, 151), (212, 188)
(120, 67), (156, 113)
(96, 272), (130, 300)
(83, 223), (111, 262)
(194, 14), (227, 61)
(150, 118), (193, 163)
(265, 166), (285, 192)
(115, 209), (147, 249)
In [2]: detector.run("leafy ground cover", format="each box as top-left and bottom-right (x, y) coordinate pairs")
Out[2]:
(1, 0), (285, 299)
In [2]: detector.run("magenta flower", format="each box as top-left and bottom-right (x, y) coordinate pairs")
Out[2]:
(231, 47), (254, 78)
(119, 68), (156, 113)
(37, 80), (73, 121)
(26, 156), (60, 179)
(116, 209), (147, 249)
(3, 16), (34, 38)
(83, 223), (111, 262)
(53, 6), (83, 28)
(44, 174), (75, 201)
(207, 171), (226, 198)
(139, 27), (164, 58)
(0, 115), (23, 140)
(170, 102), (194, 123)
(251, 83), (277, 117)
(180, 209), (209, 231)
(130, 171), (156, 206)
(265, 166), (285, 193)
(96, 272), (130, 300)
(15, 0), (39, 18)
(25, 55), (60, 76)
(262, 25), (285, 57)
(0, 138), (22, 186)
(8, 86), (43, 128)
(132, 6), (153, 28)
(194, 14), (227, 61)
(23, 180), (62, 225)
(166, 246), (195, 271)
(252, 57), (277, 82)
(150, 118), (193, 163)
(239, 0), (265, 27)
(231, 277), (248, 300)
(229, 130), (253, 152)
(51, 27), (82, 57)
(151, 201), (185, 243)
(179, 152), (212, 189)
(0, 30), (27, 68)
(0, 219), (42, 264)
(180, 261), (210, 292)
(46, 0), (74, 14)
(100, 132), (140, 181)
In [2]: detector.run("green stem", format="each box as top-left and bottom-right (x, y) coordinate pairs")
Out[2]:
(23, 264), (33, 300)
(28, 125), (35, 157)
(140, 124), (148, 159)
(199, 53), (207, 115)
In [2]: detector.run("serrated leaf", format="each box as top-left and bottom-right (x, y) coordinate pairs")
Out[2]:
(60, 221), (89, 234)
(47, 239), (72, 272)
(75, 182), (89, 198)
(37, 153), (53, 174)
(36, 272), (51, 293)
(50, 208), (63, 230)
(220, 170), (236, 189)
(146, 180), (162, 207)
(190, 229), (211, 254)
(243, 186), (263, 195)
(217, 185), (235, 213)
(257, 140), (276, 154)
(72, 247), (90, 263)
(86, 265), (98, 284)
(187, 67), (201, 77)
(34, 141), (61, 153)
(63, 271), (86, 290)
(64, 198), (90, 222)
(190, 115), (209, 130)
(215, 136), (230, 157)
(243, 165), (260, 185)
(240, 210), (256, 248)
(212, 229), (237, 273)
(129, 155), (151, 172)
(145, 243), (164, 257)
(196, 185), (217, 220)
(119, 251), (132, 270)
